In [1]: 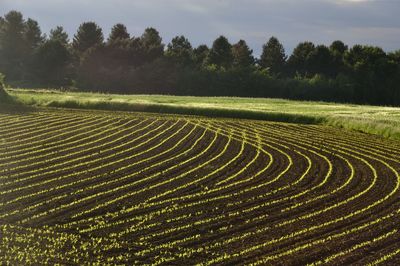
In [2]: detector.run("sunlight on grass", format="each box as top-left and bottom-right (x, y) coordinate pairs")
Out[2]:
(7, 88), (400, 140)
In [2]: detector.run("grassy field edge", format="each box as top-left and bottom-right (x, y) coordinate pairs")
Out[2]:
(5, 88), (400, 140)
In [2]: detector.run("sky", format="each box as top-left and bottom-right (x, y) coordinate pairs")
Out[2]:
(1, 0), (399, 56)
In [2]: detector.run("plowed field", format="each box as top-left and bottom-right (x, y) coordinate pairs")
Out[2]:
(0, 108), (399, 265)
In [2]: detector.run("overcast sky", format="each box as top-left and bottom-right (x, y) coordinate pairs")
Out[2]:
(1, 0), (399, 56)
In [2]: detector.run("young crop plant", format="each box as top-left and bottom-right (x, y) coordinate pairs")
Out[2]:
(0, 108), (399, 264)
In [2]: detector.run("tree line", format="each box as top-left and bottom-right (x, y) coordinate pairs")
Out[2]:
(1, 10), (400, 106)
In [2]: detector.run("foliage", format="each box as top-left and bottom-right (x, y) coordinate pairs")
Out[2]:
(140, 27), (164, 62)
(108, 23), (130, 43)
(308, 45), (334, 77)
(259, 36), (286, 75)
(72, 22), (104, 55)
(192, 44), (209, 67)
(1, 10), (400, 106)
(0, 11), (44, 80)
(24, 18), (45, 50)
(330, 40), (348, 54)
(232, 39), (255, 69)
(344, 45), (397, 105)
(32, 39), (72, 85)
(287, 41), (315, 77)
(49, 26), (69, 45)
(205, 35), (233, 69)
(165, 35), (193, 66)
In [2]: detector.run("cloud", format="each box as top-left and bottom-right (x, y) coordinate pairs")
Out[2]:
(335, 0), (373, 2)
(0, 0), (399, 55)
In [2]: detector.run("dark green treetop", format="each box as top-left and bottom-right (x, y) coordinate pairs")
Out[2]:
(73, 22), (104, 54)
(260, 36), (286, 75)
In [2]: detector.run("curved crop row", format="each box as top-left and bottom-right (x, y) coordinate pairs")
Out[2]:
(0, 109), (399, 265)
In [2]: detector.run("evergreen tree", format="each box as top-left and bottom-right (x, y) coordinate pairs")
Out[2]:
(288, 41), (315, 76)
(330, 40), (348, 76)
(260, 37), (286, 75)
(308, 45), (334, 76)
(128, 37), (146, 66)
(140, 27), (164, 62)
(50, 26), (69, 45)
(166, 35), (193, 65)
(33, 39), (71, 85)
(23, 18), (45, 78)
(232, 39), (254, 68)
(344, 45), (395, 104)
(108, 23), (130, 43)
(24, 18), (44, 51)
(0, 11), (26, 79)
(72, 22), (104, 54)
(388, 50), (400, 105)
(206, 35), (233, 69)
(193, 44), (209, 67)
(330, 40), (348, 55)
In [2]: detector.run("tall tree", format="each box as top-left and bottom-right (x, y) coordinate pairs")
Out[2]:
(166, 35), (193, 65)
(329, 40), (348, 76)
(206, 35), (233, 69)
(33, 26), (72, 85)
(0, 11), (26, 78)
(140, 27), (164, 62)
(33, 39), (71, 85)
(287, 41), (315, 76)
(330, 40), (348, 55)
(49, 26), (69, 45)
(23, 18), (45, 77)
(231, 39), (254, 68)
(388, 50), (400, 105)
(259, 36), (286, 75)
(72, 22), (104, 55)
(193, 44), (209, 67)
(108, 23), (130, 43)
(128, 37), (146, 66)
(24, 18), (44, 51)
(308, 45), (334, 76)
(345, 45), (391, 104)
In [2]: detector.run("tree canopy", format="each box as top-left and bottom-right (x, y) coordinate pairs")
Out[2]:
(108, 23), (130, 43)
(1, 10), (400, 106)
(260, 37), (286, 75)
(72, 22), (104, 54)
(232, 40), (254, 68)
(166, 35), (193, 66)
(206, 35), (233, 69)
(50, 26), (69, 45)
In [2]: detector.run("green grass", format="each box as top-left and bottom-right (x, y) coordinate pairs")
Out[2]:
(5, 88), (400, 140)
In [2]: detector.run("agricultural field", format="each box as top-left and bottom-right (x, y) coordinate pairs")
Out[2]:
(0, 106), (399, 265)
(7, 88), (400, 139)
